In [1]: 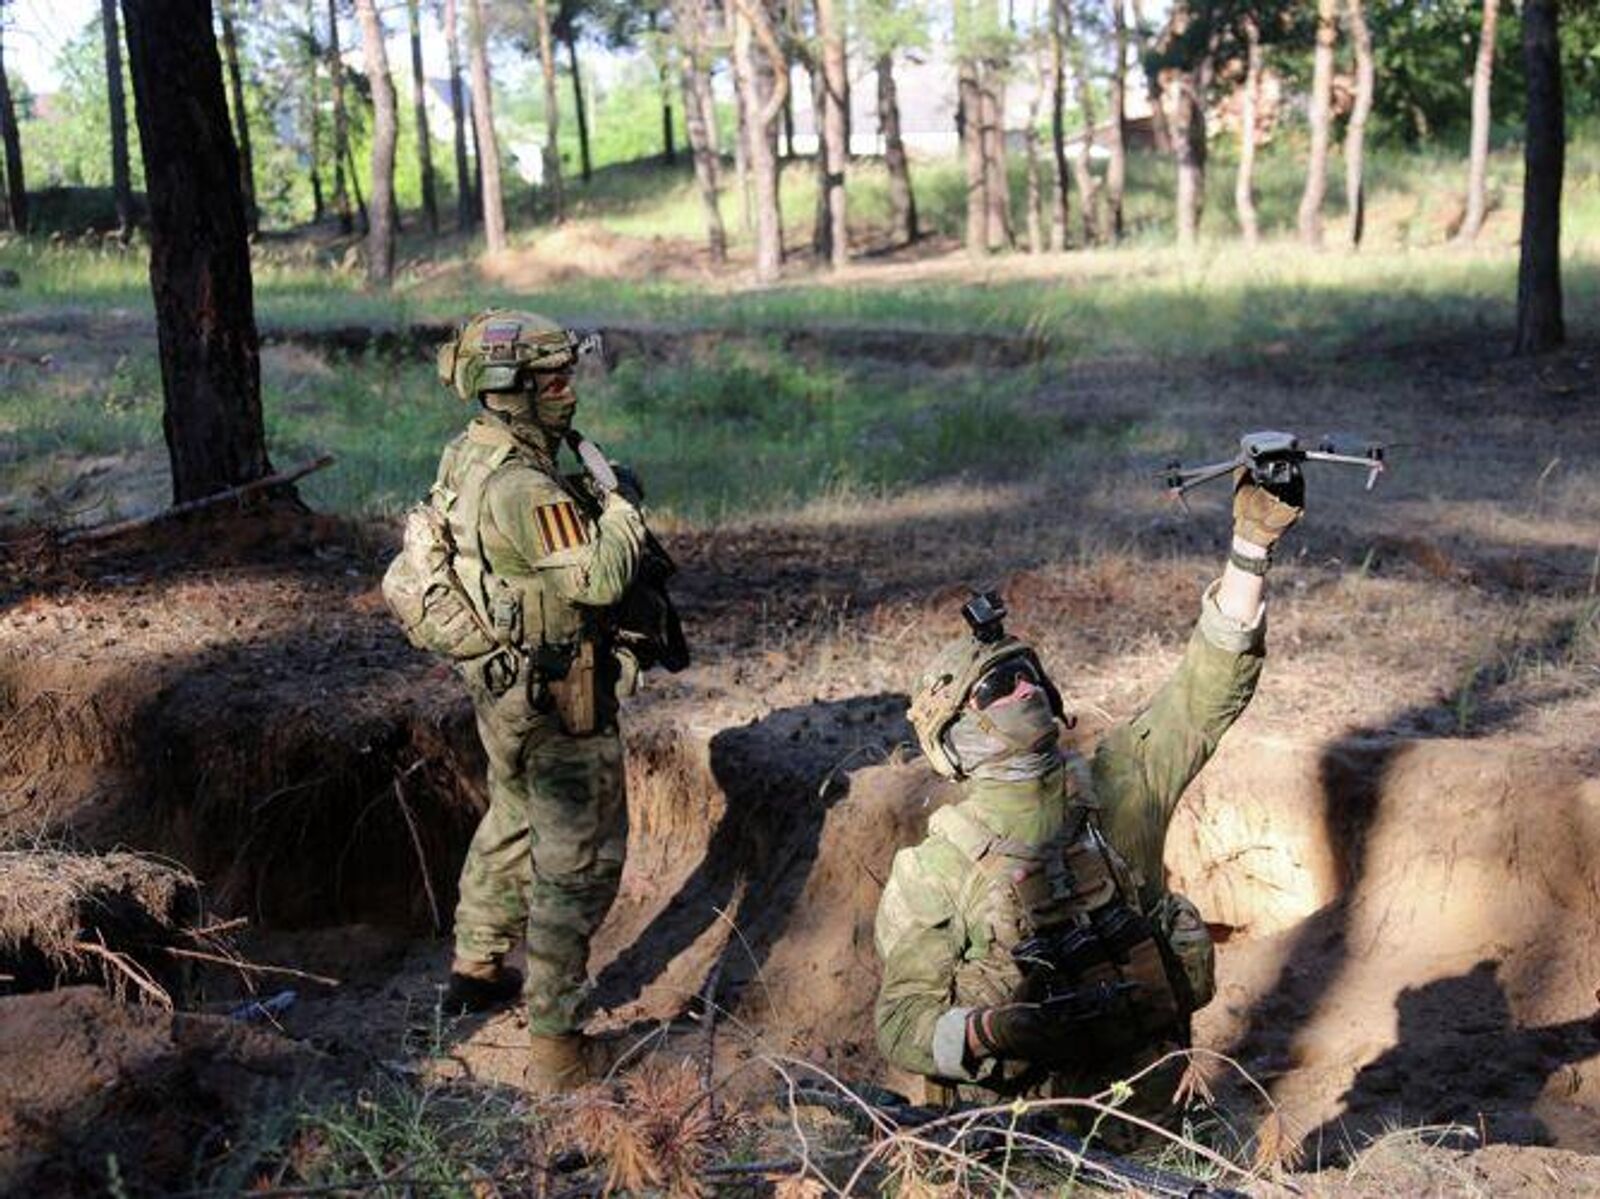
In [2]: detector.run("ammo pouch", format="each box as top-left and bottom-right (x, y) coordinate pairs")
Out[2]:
(545, 638), (600, 737)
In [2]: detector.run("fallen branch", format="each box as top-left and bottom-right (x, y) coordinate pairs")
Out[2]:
(74, 937), (173, 1010)
(152, 944), (341, 988)
(58, 453), (336, 546)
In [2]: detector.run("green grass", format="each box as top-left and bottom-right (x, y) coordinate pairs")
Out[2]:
(0, 131), (1595, 522)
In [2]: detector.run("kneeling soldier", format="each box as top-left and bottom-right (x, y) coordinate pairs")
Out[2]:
(874, 472), (1303, 1109)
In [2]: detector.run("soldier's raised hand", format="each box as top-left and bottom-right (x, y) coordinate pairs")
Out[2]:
(1232, 466), (1305, 551)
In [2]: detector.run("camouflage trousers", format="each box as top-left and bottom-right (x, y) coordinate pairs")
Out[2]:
(453, 669), (628, 1035)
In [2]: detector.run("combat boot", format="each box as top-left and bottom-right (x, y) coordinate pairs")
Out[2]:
(525, 1033), (592, 1095)
(442, 958), (523, 1015)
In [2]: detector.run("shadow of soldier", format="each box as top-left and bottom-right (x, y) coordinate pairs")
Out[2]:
(590, 692), (913, 1017)
(1300, 959), (1600, 1167)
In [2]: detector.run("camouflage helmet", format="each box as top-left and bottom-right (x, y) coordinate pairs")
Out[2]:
(436, 309), (578, 401)
(908, 612), (1064, 780)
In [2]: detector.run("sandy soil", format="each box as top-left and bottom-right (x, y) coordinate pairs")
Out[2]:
(0, 312), (1597, 1193)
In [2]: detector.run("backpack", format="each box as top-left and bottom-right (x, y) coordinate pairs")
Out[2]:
(381, 500), (501, 660)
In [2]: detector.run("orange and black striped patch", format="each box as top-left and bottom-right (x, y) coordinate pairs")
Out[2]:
(533, 500), (590, 554)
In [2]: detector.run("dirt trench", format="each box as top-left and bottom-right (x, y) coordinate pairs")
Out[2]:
(3, 514), (1600, 1175)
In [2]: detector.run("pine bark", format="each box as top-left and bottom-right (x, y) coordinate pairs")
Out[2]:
(818, 0), (848, 269)
(727, 0), (754, 234)
(0, 2), (23, 231)
(1173, 67), (1205, 248)
(328, 0), (353, 234)
(675, 0), (726, 262)
(407, 0), (438, 235)
(354, 0), (397, 286)
(565, 28), (592, 185)
(219, 0), (257, 236)
(1106, 0), (1126, 241)
(1048, 0), (1069, 251)
(305, 0), (324, 223)
(532, 0), (563, 221)
(1063, 0), (1099, 245)
(731, 0), (787, 282)
(100, 0), (133, 236)
(1235, 15), (1261, 245)
(1343, 0), (1373, 247)
(979, 68), (1010, 252)
(1025, 85), (1045, 255)
(119, 0), (278, 505)
(876, 52), (917, 246)
(1459, 0), (1499, 243)
(959, 56), (987, 256)
(1297, 0), (1337, 246)
(1513, 0), (1564, 355)
(466, 0), (506, 251)
(810, 60), (829, 258)
(444, 0), (474, 228)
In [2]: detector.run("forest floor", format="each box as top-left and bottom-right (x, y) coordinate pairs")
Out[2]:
(0, 206), (1598, 1195)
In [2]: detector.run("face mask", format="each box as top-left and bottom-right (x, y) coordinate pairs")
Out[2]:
(945, 688), (1061, 781)
(533, 373), (577, 436)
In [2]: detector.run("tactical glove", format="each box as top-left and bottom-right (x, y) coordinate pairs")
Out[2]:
(967, 1001), (1062, 1061)
(1232, 467), (1304, 551)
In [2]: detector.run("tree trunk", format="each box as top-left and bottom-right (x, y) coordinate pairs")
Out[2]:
(674, 0), (725, 262)
(354, 0), (396, 286)
(1343, 0), (1373, 248)
(1127, 0), (1170, 154)
(305, 0), (324, 223)
(1064, 0), (1099, 245)
(445, 0), (474, 229)
(727, 0), (754, 235)
(328, 0), (353, 234)
(1513, 0), (1564, 355)
(466, 0), (506, 251)
(1173, 56), (1208, 249)
(218, 0), (257, 235)
(532, 0), (563, 221)
(344, 135), (369, 232)
(1025, 87), (1044, 255)
(959, 56), (987, 256)
(876, 52), (917, 246)
(0, 4), (24, 232)
(810, 61), (830, 259)
(564, 28), (592, 185)
(407, 0), (438, 235)
(979, 67), (1010, 252)
(101, 0), (134, 237)
(1235, 15), (1261, 245)
(1106, 0), (1126, 241)
(818, 0), (847, 269)
(650, 8), (675, 164)
(731, 0), (786, 282)
(1459, 0), (1498, 243)
(1297, 0), (1337, 246)
(119, 0), (278, 505)
(1049, 0), (1069, 251)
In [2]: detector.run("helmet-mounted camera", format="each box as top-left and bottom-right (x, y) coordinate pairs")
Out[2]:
(962, 590), (1007, 644)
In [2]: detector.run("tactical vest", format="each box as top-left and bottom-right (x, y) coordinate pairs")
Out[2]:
(932, 762), (1213, 1067)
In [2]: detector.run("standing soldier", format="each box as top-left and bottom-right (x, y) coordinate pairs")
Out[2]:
(874, 471), (1304, 1113)
(385, 309), (678, 1093)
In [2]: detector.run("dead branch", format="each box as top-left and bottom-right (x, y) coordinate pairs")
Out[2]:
(58, 453), (336, 546)
(74, 937), (174, 1009)
(153, 944), (341, 987)
(392, 772), (442, 933)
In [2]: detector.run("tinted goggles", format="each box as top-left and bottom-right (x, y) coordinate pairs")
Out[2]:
(970, 655), (1043, 710)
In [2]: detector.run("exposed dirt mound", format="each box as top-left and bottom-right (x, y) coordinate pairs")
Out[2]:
(0, 849), (200, 1002)
(0, 986), (329, 1196)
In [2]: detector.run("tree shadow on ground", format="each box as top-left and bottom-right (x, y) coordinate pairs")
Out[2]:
(1300, 960), (1600, 1165)
(1219, 607), (1600, 1161)
(590, 691), (911, 1015)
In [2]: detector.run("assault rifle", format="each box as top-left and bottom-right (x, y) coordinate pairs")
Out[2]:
(792, 1081), (1248, 1199)
(1163, 430), (1386, 499)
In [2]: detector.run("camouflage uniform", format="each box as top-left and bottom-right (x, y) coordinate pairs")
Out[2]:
(874, 583), (1265, 1094)
(441, 415), (646, 1034)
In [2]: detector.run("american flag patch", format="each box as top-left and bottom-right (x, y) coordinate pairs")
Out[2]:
(533, 500), (590, 554)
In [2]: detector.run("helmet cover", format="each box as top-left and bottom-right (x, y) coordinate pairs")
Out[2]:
(436, 309), (578, 401)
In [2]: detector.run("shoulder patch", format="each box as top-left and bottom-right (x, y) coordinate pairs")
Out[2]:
(533, 500), (591, 555)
